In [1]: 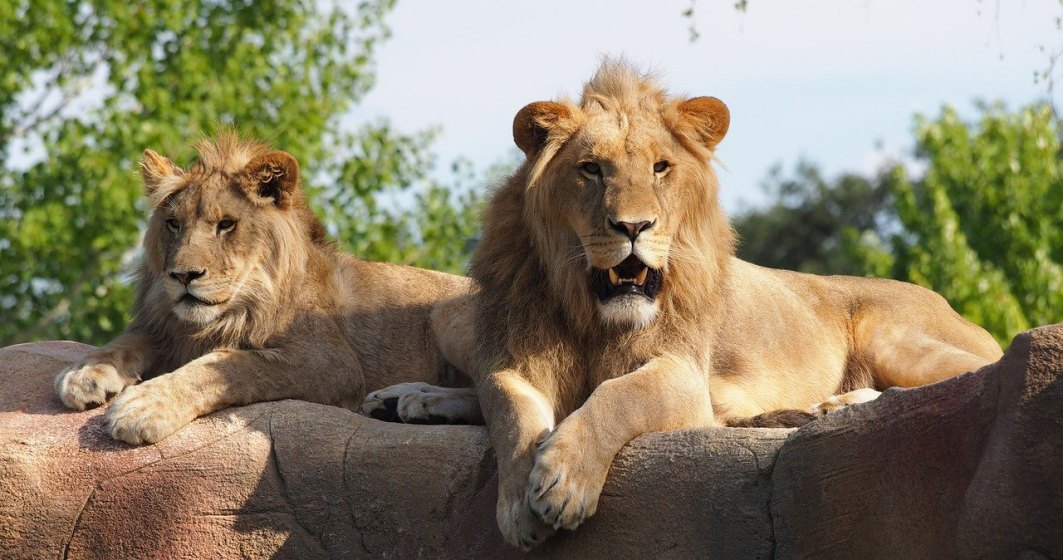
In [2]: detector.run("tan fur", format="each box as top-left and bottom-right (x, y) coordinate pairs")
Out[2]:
(466, 61), (1003, 549)
(54, 132), (475, 445)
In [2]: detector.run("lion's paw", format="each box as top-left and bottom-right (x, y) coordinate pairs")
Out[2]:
(104, 380), (192, 445)
(55, 362), (137, 411)
(360, 382), (481, 424)
(810, 387), (882, 416)
(497, 484), (555, 550)
(526, 425), (609, 531)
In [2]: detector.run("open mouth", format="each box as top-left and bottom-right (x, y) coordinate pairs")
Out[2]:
(179, 293), (224, 307)
(590, 254), (663, 302)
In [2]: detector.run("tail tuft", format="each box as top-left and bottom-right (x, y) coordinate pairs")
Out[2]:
(725, 409), (817, 428)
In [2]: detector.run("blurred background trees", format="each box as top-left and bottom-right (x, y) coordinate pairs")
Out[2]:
(735, 103), (1062, 345)
(1, 1), (1059, 348)
(0, 0), (478, 345)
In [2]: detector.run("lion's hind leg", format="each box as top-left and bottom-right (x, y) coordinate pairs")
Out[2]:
(859, 321), (1000, 388)
(360, 382), (483, 425)
(852, 284), (1002, 390)
(809, 387), (882, 417)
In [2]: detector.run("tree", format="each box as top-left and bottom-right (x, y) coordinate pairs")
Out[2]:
(733, 162), (891, 276)
(736, 103), (1061, 345)
(0, 0), (480, 346)
(855, 104), (1061, 344)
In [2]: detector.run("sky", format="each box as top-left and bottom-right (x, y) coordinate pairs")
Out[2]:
(350, 0), (1063, 211)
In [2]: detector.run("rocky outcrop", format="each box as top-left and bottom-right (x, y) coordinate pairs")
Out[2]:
(1, 326), (1061, 559)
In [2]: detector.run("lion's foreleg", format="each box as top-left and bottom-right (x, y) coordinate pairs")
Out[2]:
(430, 293), (478, 376)
(526, 355), (714, 531)
(55, 329), (157, 411)
(478, 369), (558, 550)
(104, 345), (362, 445)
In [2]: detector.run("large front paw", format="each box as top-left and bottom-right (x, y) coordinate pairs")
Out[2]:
(104, 380), (193, 445)
(497, 483), (555, 550)
(526, 420), (611, 531)
(55, 362), (137, 411)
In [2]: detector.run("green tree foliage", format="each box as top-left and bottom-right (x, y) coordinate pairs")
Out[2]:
(866, 104), (1061, 343)
(0, 0), (479, 346)
(736, 103), (1062, 345)
(733, 162), (891, 275)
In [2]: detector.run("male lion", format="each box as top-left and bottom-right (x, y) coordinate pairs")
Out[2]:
(54, 133), (478, 445)
(366, 61), (1003, 549)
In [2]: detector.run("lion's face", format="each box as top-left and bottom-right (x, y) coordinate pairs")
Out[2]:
(139, 146), (304, 326)
(153, 182), (263, 324)
(514, 89), (729, 330)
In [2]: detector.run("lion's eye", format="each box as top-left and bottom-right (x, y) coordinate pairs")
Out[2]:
(165, 218), (180, 232)
(217, 219), (236, 233)
(580, 162), (602, 176)
(653, 161), (670, 174)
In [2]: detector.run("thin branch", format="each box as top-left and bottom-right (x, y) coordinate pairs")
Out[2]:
(2, 47), (111, 144)
(15, 61), (68, 124)
(12, 297), (71, 343)
(12, 87), (81, 138)
(6, 249), (105, 345)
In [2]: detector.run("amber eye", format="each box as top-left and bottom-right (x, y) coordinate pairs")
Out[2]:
(165, 218), (180, 232)
(653, 161), (670, 173)
(580, 161), (602, 176)
(217, 219), (236, 233)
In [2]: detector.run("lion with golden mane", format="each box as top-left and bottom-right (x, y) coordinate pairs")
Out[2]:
(381, 61), (1002, 549)
(54, 133), (480, 445)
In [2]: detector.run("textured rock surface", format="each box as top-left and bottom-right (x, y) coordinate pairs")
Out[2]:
(771, 326), (1063, 560)
(0, 327), (1061, 559)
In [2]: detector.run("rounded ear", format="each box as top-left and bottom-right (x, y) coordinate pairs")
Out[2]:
(676, 96), (730, 151)
(513, 101), (573, 156)
(140, 149), (183, 206)
(243, 151), (300, 208)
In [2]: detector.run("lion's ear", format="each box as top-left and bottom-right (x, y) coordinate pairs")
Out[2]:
(513, 101), (574, 156)
(675, 96), (730, 151)
(140, 149), (183, 207)
(243, 151), (300, 209)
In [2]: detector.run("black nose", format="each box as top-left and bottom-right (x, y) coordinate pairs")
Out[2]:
(170, 269), (206, 285)
(610, 219), (654, 242)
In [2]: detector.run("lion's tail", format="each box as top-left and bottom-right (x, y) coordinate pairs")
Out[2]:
(724, 409), (817, 428)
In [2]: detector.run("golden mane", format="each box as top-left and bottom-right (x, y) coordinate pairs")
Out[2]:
(580, 59), (667, 114)
(131, 133), (329, 366)
(190, 131), (273, 175)
(471, 61), (735, 411)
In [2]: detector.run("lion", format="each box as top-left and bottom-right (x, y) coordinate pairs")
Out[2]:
(364, 61), (1003, 549)
(53, 132), (478, 445)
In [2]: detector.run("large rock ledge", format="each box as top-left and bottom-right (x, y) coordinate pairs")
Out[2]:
(1, 327), (1061, 559)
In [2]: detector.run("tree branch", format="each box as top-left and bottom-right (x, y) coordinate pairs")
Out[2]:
(6, 248), (105, 345)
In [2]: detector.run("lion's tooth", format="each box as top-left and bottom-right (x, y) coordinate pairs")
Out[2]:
(608, 268), (621, 286)
(635, 267), (649, 286)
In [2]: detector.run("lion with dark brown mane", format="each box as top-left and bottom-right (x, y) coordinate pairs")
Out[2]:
(55, 133), (479, 444)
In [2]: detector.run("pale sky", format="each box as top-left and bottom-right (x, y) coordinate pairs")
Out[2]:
(351, 0), (1062, 211)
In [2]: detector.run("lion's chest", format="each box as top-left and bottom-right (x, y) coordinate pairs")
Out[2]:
(582, 342), (654, 385)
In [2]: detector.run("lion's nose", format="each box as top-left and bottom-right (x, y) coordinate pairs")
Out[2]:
(170, 269), (206, 285)
(609, 219), (655, 242)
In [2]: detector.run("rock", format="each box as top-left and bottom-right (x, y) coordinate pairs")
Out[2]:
(0, 328), (1060, 559)
(770, 326), (1063, 559)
